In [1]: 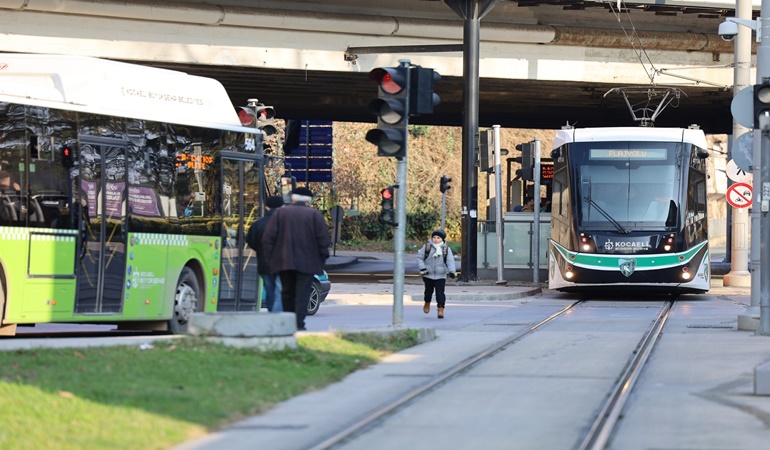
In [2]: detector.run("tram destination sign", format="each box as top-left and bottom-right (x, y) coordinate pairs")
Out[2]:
(590, 148), (667, 160)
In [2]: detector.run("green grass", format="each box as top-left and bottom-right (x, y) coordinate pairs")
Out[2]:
(0, 330), (420, 450)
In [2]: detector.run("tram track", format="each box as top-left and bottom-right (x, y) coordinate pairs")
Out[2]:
(576, 299), (674, 450)
(308, 300), (585, 450)
(307, 298), (675, 450)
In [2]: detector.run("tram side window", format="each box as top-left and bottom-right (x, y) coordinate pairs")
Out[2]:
(686, 173), (706, 223)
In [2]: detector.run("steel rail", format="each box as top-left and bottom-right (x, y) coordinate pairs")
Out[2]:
(308, 300), (584, 450)
(575, 300), (675, 450)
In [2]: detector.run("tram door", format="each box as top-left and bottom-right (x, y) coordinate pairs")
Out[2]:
(217, 153), (262, 311)
(74, 136), (128, 314)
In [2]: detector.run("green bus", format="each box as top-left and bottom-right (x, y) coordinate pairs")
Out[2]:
(0, 53), (268, 336)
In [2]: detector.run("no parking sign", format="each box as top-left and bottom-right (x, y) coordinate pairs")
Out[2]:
(726, 182), (753, 208)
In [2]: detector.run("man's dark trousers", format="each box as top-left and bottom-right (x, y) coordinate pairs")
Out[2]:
(279, 270), (314, 330)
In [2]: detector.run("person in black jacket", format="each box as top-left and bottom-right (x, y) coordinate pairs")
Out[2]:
(262, 187), (330, 331)
(247, 195), (284, 311)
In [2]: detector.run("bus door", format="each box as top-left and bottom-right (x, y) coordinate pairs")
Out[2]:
(218, 151), (262, 311)
(75, 136), (128, 314)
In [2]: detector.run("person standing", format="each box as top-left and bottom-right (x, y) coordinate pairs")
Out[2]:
(417, 229), (456, 319)
(246, 195), (284, 312)
(262, 187), (330, 331)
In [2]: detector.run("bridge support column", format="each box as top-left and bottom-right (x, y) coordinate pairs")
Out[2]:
(444, 0), (500, 282)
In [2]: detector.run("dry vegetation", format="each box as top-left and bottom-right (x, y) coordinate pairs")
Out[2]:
(264, 122), (728, 244)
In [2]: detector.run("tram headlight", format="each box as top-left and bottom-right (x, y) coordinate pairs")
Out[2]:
(681, 266), (690, 280)
(565, 266), (574, 279)
(579, 233), (594, 252)
(660, 234), (675, 252)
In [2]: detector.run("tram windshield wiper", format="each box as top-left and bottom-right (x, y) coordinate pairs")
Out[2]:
(584, 196), (629, 234)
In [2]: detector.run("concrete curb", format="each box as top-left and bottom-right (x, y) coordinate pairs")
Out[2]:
(325, 287), (542, 305)
(298, 327), (436, 345)
(324, 256), (359, 270)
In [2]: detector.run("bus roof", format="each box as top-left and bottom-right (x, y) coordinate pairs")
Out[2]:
(554, 127), (707, 150)
(0, 53), (255, 133)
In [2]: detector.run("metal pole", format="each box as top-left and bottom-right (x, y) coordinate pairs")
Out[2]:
(532, 139), (542, 284)
(493, 125), (505, 284)
(441, 190), (447, 229)
(392, 59), (410, 328)
(726, 0), (753, 291)
(459, 8), (480, 282)
(758, 0), (770, 335)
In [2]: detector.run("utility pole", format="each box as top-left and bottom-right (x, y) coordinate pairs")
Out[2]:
(725, 0), (753, 293)
(492, 125), (505, 285)
(532, 139), (541, 284)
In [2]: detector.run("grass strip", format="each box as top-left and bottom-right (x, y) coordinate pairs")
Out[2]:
(0, 329), (419, 450)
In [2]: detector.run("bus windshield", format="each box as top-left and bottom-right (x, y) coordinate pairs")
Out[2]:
(572, 142), (681, 230)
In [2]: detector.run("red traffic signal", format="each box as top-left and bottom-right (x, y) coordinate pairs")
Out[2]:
(60, 145), (75, 168)
(380, 185), (396, 226)
(367, 66), (409, 158)
(369, 68), (406, 95)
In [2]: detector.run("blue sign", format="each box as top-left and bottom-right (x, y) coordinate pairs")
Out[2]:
(283, 120), (333, 182)
(290, 171), (333, 183)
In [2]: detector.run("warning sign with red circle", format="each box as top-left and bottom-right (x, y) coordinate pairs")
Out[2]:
(726, 182), (753, 208)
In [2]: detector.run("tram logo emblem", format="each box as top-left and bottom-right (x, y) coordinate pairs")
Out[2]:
(618, 258), (636, 277)
(604, 239), (650, 252)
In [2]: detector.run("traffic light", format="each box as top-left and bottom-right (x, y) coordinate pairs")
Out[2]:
(515, 142), (534, 181)
(410, 66), (441, 115)
(238, 99), (277, 136)
(478, 129), (493, 172)
(754, 81), (770, 130)
(256, 105), (277, 136)
(440, 175), (452, 193)
(365, 66), (409, 158)
(380, 185), (397, 226)
(60, 145), (74, 168)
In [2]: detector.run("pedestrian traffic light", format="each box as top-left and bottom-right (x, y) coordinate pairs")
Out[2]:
(366, 66), (409, 158)
(380, 185), (397, 226)
(440, 175), (452, 193)
(516, 142), (534, 181)
(410, 66), (441, 115)
(754, 81), (770, 130)
(60, 145), (74, 168)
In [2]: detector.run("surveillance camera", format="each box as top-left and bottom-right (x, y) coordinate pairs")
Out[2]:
(718, 21), (739, 41)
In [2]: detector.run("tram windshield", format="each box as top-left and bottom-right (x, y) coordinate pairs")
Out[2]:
(572, 142), (681, 230)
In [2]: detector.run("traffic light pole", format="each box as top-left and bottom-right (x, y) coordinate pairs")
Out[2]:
(441, 190), (447, 230)
(393, 156), (408, 328)
(391, 59), (411, 328)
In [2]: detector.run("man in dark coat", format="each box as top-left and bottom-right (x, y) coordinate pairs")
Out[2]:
(261, 187), (330, 330)
(246, 195), (284, 312)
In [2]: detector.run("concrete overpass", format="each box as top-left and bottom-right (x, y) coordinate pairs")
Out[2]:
(0, 0), (758, 133)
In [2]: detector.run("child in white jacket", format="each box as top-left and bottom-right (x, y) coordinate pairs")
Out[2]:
(417, 229), (457, 319)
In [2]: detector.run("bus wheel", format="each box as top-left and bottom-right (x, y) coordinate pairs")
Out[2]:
(169, 267), (201, 334)
(306, 280), (321, 316)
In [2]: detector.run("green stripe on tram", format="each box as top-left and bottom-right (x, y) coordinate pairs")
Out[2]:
(552, 240), (707, 271)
